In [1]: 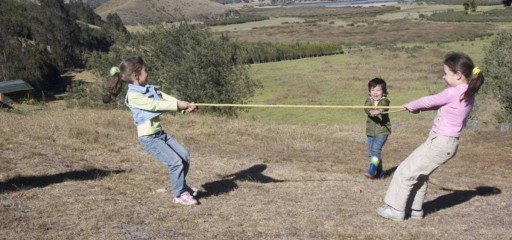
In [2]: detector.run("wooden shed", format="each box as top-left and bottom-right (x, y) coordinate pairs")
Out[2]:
(0, 79), (34, 104)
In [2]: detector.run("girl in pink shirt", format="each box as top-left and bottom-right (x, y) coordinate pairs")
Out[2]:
(377, 52), (485, 221)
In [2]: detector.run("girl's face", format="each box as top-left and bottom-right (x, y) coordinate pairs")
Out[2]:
(133, 66), (148, 86)
(370, 85), (384, 100)
(442, 64), (465, 87)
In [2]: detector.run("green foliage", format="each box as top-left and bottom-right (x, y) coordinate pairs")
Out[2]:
(240, 42), (344, 64)
(463, 0), (478, 13)
(428, 8), (512, 22)
(66, 80), (114, 108)
(82, 24), (260, 116)
(106, 13), (128, 34)
(238, 5), (400, 19)
(483, 32), (512, 121)
(67, 0), (104, 26)
(419, 0), (502, 5)
(204, 15), (270, 26)
(0, 0), (124, 98)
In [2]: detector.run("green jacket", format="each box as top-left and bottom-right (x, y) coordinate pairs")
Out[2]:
(364, 97), (391, 136)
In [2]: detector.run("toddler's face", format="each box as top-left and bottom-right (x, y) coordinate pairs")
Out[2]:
(370, 85), (384, 100)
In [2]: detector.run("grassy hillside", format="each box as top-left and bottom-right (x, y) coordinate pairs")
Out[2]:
(241, 39), (498, 126)
(2, 3), (512, 239)
(1, 106), (510, 239)
(94, 0), (230, 24)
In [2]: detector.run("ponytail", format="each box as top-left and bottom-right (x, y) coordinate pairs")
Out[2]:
(462, 68), (484, 102)
(102, 56), (146, 104)
(102, 67), (124, 103)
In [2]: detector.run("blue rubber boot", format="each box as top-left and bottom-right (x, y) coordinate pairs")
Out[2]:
(375, 160), (385, 179)
(364, 156), (379, 178)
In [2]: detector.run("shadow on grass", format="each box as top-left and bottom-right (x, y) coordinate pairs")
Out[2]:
(0, 168), (125, 194)
(423, 186), (501, 217)
(198, 164), (284, 199)
(382, 166), (398, 179)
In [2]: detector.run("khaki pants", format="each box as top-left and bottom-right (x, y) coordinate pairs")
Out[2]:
(384, 131), (459, 211)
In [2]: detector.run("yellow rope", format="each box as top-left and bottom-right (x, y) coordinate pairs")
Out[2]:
(380, 109), (406, 114)
(194, 103), (405, 109)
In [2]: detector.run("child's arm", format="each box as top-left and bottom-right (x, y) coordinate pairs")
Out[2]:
(128, 92), (178, 111)
(404, 88), (453, 112)
(364, 98), (372, 115)
(161, 92), (196, 113)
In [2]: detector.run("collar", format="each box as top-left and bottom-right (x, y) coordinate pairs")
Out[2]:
(128, 84), (160, 94)
(370, 96), (386, 102)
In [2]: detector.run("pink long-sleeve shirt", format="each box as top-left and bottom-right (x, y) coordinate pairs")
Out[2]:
(404, 84), (473, 138)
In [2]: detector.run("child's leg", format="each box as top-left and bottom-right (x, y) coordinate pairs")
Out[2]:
(163, 133), (190, 178)
(365, 136), (377, 177)
(138, 132), (190, 197)
(163, 133), (195, 193)
(368, 135), (388, 178)
(367, 136), (375, 159)
(411, 175), (429, 211)
(384, 132), (458, 211)
(369, 134), (388, 160)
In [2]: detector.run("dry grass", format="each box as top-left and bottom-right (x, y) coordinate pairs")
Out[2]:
(94, 0), (229, 24)
(220, 20), (496, 44)
(1, 107), (511, 239)
(2, 3), (511, 240)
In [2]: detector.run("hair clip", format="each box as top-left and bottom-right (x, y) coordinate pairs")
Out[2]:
(110, 66), (121, 76)
(472, 66), (480, 77)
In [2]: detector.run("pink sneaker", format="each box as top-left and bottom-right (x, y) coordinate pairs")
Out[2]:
(173, 192), (198, 205)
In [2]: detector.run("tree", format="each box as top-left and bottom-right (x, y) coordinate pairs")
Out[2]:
(463, 0), (477, 14)
(0, 0), (119, 97)
(83, 24), (260, 116)
(483, 32), (512, 121)
(106, 13), (128, 34)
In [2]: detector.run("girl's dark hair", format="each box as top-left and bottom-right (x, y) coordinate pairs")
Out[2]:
(103, 56), (145, 103)
(368, 77), (388, 97)
(443, 52), (484, 102)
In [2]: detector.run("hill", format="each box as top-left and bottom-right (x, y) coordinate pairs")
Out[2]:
(1, 106), (510, 239)
(93, 0), (231, 25)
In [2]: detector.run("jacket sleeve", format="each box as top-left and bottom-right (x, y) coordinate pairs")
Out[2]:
(380, 98), (390, 112)
(364, 98), (372, 115)
(404, 88), (453, 112)
(127, 92), (178, 111)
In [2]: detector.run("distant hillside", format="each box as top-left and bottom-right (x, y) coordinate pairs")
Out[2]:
(94, 0), (231, 25)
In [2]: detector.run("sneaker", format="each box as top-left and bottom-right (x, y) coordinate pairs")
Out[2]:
(410, 209), (424, 220)
(377, 204), (405, 221)
(364, 170), (385, 179)
(173, 192), (198, 205)
(186, 186), (198, 197)
(364, 170), (375, 179)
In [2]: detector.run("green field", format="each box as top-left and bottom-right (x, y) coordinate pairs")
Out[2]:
(207, 3), (510, 126)
(237, 38), (495, 125)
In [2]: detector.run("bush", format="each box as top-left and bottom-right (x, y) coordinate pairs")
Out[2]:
(78, 24), (261, 116)
(483, 32), (512, 121)
(0, 0), (122, 98)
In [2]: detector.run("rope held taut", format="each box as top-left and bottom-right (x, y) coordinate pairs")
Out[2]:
(194, 103), (404, 109)
(193, 103), (406, 114)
